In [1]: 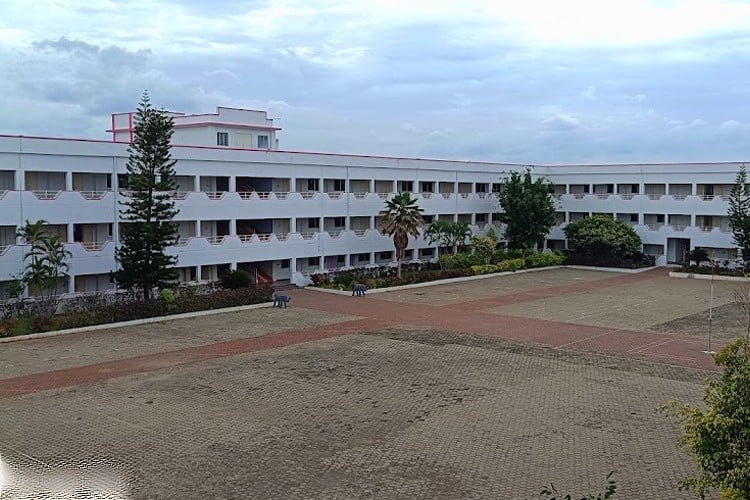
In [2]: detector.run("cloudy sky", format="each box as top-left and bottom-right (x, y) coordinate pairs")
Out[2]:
(1, 0), (749, 164)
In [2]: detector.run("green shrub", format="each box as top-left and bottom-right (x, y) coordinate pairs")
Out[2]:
(525, 252), (565, 268)
(564, 215), (642, 258)
(497, 258), (525, 271)
(470, 264), (499, 274)
(219, 269), (252, 289)
(0, 285), (274, 337)
(310, 273), (329, 286)
(491, 249), (524, 263)
(442, 253), (484, 269)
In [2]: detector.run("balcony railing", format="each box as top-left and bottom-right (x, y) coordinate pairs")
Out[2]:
(256, 192), (272, 200)
(646, 224), (663, 230)
(595, 193), (611, 199)
(326, 191), (344, 200)
(441, 193), (453, 199)
(353, 229), (368, 237)
(646, 194), (664, 200)
(175, 237), (192, 246)
(300, 232), (317, 240)
(78, 190), (109, 200)
(670, 224), (687, 232)
(77, 240), (112, 251)
(328, 230), (344, 238)
(573, 193), (586, 199)
(477, 192), (489, 199)
(0, 189), (7, 200)
(377, 192), (391, 199)
(353, 192), (368, 199)
(0, 245), (10, 256)
(619, 194), (636, 200)
(172, 191), (190, 200)
(204, 191), (226, 200)
(700, 226), (715, 232)
(256, 233), (273, 242)
(301, 191), (318, 200)
(700, 195), (717, 201)
(32, 190), (62, 200)
(275, 192), (289, 200)
(205, 235), (227, 245)
(670, 194), (688, 200)
(238, 234), (255, 243)
(276, 232), (290, 241)
(420, 192), (433, 199)
(459, 193), (470, 199)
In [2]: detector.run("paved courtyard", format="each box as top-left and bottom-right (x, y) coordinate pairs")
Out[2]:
(1, 268), (739, 499)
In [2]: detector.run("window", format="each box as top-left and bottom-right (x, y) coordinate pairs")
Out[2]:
(308, 218), (320, 229)
(476, 213), (488, 223)
(333, 217), (345, 228)
(419, 181), (434, 193)
(280, 259), (290, 269)
(257, 135), (269, 149)
(377, 251), (393, 260)
(643, 244), (665, 256)
(307, 179), (319, 191)
(217, 132), (229, 146)
(422, 215), (434, 224)
(308, 257), (320, 267)
(398, 181), (414, 193)
(332, 179), (346, 192)
(475, 183), (488, 193)
(492, 183), (503, 193)
(419, 248), (435, 258)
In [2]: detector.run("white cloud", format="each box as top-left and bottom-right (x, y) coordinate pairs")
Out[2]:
(0, 0), (749, 163)
(541, 114), (583, 132)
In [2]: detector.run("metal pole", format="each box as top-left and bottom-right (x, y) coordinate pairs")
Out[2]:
(705, 251), (716, 354)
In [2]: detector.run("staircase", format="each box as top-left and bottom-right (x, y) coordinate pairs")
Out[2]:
(272, 279), (298, 293)
(250, 267), (274, 285)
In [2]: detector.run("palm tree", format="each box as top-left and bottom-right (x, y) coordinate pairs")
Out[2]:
(379, 191), (424, 278)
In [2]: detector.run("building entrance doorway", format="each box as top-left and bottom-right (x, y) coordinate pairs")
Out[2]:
(667, 238), (690, 264)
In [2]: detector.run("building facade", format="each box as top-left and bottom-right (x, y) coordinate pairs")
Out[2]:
(0, 106), (744, 299)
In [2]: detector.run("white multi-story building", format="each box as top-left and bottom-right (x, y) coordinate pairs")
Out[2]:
(0, 106), (744, 299)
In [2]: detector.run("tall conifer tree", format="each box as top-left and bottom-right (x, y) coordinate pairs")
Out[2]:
(729, 164), (750, 261)
(115, 92), (179, 299)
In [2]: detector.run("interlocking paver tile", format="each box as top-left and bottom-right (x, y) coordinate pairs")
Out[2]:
(1, 268), (730, 499)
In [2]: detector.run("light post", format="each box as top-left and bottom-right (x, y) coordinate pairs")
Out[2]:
(704, 250), (716, 354)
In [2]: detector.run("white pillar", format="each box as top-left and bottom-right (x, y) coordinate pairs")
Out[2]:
(229, 219), (237, 236)
(67, 223), (75, 243)
(194, 175), (201, 192)
(290, 218), (297, 233)
(229, 176), (236, 192)
(195, 220), (201, 237)
(65, 172), (73, 191)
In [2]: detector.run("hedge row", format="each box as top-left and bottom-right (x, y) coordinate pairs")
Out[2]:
(0, 285), (274, 337)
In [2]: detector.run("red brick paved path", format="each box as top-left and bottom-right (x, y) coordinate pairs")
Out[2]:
(0, 270), (720, 399)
